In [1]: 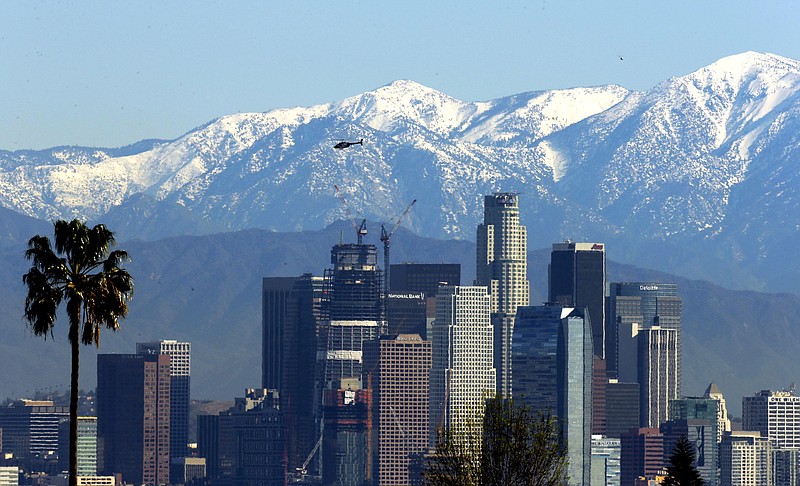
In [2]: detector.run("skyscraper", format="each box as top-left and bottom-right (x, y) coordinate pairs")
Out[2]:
(476, 193), (529, 397)
(364, 334), (431, 486)
(743, 389), (800, 448)
(136, 340), (191, 468)
(606, 282), (682, 380)
(58, 416), (97, 476)
(261, 274), (324, 473)
(704, 383), (732, 445)
(429, 286), (495, 446)
(549, 241), (605, 358)
(664, 397), (720, 486)
(512, 305), (593, 486)
(639, 326), (680, 428)
(97, 353), (171, 485)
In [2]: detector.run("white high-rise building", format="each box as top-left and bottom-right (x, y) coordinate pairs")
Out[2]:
(704, 382), (732, 444)
(719, 431), (771, 486)
(638, 326), (679, 428)
(137, 340), (191, 464)
(429, 286), (495, 447)
(743, 390), (800, 449)
(476, 193), (529, 398)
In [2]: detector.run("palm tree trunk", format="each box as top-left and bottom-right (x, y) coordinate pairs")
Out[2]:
(69, 335), (79, 486)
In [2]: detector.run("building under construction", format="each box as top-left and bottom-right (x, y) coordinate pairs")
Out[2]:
(324, 243), (385, 323)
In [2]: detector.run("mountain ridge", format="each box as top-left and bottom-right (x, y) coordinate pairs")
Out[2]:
(1, 51), (800, 292)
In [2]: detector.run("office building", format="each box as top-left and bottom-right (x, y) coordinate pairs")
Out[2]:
(549, 241), (605, 358)
(591, 435), (621, 486)
(57, 417), (97, 476)
(594, 357), (607, 436)
(227, 389), (285, 486)
(771, 447), (799, 486)
(704, 383), (732, 445)
(512, 305), (592, 486)
(638, 326), (680, 428)
(136, 340), (191, 467)
(322, 384), (372, 486)
(171, 457), (206, 484)
(663, 397), (719, 486)
(476, 193), (529, 397)
(620, 428), (664, 486)
(96, 353), (170, 486)
(386, 292), (427, 337)
(605, 381), (640, 438)
(389, 263), (460, 296)
(743, 390), (800, 449)
(719, 431), (770, 486)
(0, 400), (68, 459)
(0, 467), (18, 486)
(261, 274), (324, 473)
(606, 282), (681, 380)
(363, 334), (431, 486)
(196, 414), (220, 480)
(429, 286), (495, 446)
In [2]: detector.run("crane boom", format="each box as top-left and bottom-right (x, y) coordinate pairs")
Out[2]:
(334, 184), (367, 244)
(380, 199), (417, 296)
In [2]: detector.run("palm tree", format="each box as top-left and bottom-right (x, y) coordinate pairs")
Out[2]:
(23, 220), (133, 486)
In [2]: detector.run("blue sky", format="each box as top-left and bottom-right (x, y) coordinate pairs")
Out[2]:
(3, 1), (800, 149)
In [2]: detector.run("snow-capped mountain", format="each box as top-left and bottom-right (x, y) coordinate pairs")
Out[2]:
(2, 51), (800, 291)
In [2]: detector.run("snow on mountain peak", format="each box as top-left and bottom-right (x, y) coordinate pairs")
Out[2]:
(336, 80), (477, 136)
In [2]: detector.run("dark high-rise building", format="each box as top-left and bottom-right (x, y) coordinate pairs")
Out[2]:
(136, 339), (191, 476)
(261, 274), (324, 474)
(386, 292), (427, 337)
(97, 353), (171, 486)
(606, 282), (681, 379)
(476, 193), (529, 397)
(512, 305), (592, 486)
(549, 241), (606, 359)
(389, 263), (460, 296)
(605, 380), (640, 438)
(196, 414), (219, 480)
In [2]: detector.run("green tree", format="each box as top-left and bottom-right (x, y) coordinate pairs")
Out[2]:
(23, 220), (133, 486)
(663, 435), (705, 486)
(424, 396), (568, 486)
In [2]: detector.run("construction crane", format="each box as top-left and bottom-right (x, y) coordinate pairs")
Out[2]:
(334, 184), (368, 244)
(380, 199), (417, 295)
(290, 436), (323, 483)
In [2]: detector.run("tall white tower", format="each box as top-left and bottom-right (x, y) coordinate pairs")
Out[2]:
(475, 193), (529, 397)
(429, 286), (495, 447)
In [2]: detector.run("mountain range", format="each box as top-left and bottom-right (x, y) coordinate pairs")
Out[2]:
(2, 51), (800, 292)
(3, 51), (800, 414)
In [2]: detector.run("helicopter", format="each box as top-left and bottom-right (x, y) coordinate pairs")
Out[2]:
(333, 138), (364, 149)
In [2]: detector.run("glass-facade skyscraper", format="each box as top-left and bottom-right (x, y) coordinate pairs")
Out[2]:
(512, 304), (593, 486)
(549, 241), (606, 359)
